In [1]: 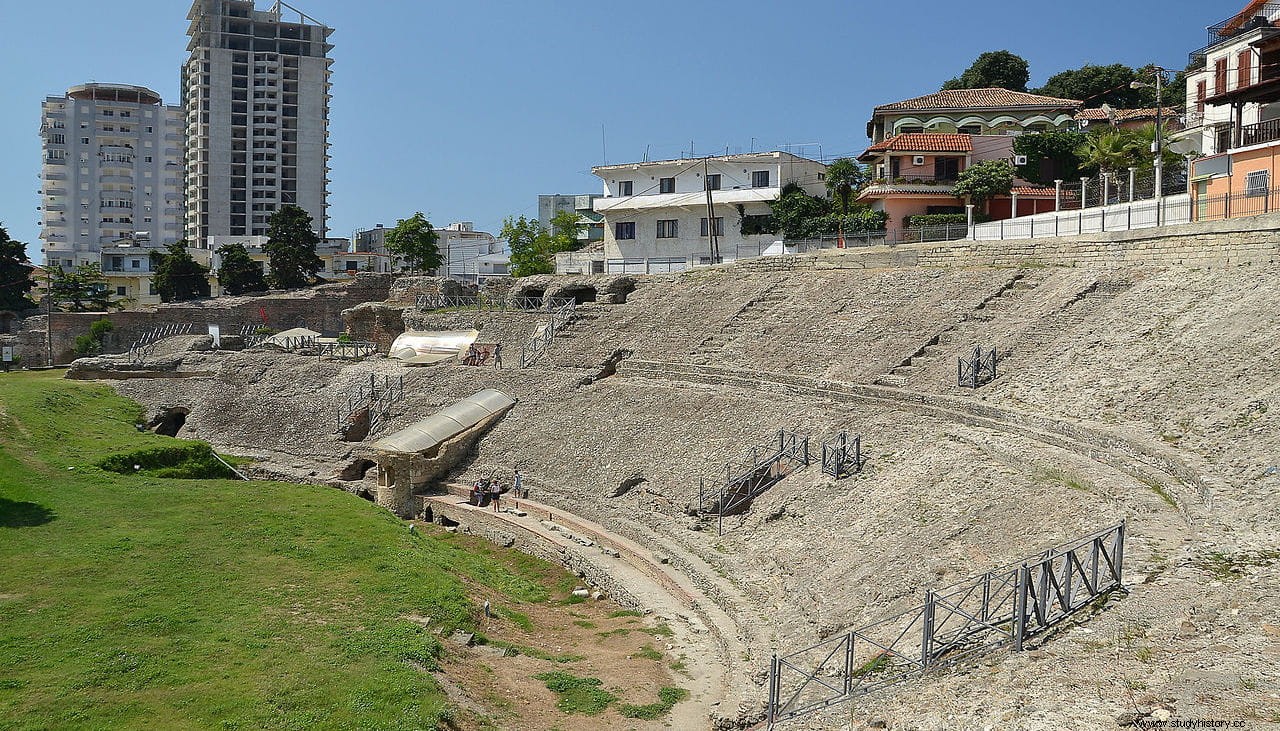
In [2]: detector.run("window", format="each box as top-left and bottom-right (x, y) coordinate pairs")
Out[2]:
(81, 137), (90, 145)
(751, 170), (771, 188)
(741, 214), (776, 235)
(934, 157), (960, 180)
(116, 286), (127, 296)
(49, 133), (65, 145)
(1196, 81), (1207, 115)
(615, 221), (636, 240)
(145, 126), (154, 133)
(130, 259), (141, 269)
(659, 177), (675, 194)
(1214, 58), (1228, 95)
(704, 174), (721, 191)
(656, 219), (678, 238)
(700, 217), (724, 237)
(958, 125), (982, 135)
(897, 125), (924, 134)
(144, 156), (153, 163)
(1246, 169), (1269, 197)
(1238, 50), (1253, 88)
(102, 110), (114, 117)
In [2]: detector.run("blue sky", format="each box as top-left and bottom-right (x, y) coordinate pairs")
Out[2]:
(1, 1), (1218, 260)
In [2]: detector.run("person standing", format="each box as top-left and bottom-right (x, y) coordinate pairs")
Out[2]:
(489, 479), (502, 513)
(513, 468), (524, 506)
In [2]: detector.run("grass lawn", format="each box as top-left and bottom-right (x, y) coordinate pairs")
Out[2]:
(0, 371), (572, 730)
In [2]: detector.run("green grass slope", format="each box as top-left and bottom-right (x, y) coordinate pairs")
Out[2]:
(0, 372), (560, 730)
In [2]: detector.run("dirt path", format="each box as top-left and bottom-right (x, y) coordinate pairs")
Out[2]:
(423, 491), (755, 729)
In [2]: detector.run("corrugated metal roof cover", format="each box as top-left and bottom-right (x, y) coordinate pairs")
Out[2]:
(370, 389), (516, 455)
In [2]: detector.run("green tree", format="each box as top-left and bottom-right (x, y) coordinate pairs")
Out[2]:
(50, 263), (123, 312)
(1013, 130), (1089, 184)
(953, 160), (1015, 212)
(74, 318), (114, 356)
(1077, 130), (1136, 174)
(825, 158), (868, 214)
(769, 184), (887, 239)
(384, 212), (443, 273)
(263, 205), (322, 289)
(150, 241), (211, 303)
(501, 215), (556, 277)
(549, 210), (584, 252)
(942, 51), (1030, 92)
(1035, 64), (1143, 107)
(215, 242), (267, 295)
(0, 226), (36, 312)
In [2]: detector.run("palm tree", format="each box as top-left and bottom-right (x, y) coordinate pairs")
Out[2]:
(825, 158), (868, 214)
(1077, 130), (1134, 175)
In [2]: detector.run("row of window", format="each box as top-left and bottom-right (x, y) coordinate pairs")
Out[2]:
(617, 171), (771, 197)
(615, 217), (726, 240)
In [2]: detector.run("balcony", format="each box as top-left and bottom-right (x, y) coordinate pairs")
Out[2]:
(1240, 118), (1280, 147)
(45, 203), (66, 212)
(99, 175), (134, 185)
(1190, 4), (1280, 66)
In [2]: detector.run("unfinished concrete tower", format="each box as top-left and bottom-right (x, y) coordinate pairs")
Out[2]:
(182, 0), (333, 252)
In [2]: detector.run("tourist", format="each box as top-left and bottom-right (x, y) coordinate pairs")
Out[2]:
(490, 479), (502, 512)
(493, 342), (503, 370)
(513, 468), (524, 503)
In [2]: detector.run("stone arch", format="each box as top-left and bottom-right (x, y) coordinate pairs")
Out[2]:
(149, 407), (190, 437)
(0, 311), (17, 335)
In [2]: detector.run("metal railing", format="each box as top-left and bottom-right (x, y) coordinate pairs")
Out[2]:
(336, 373), (405, 436)
(821, 432), (862, 479)
(958, 346), (997, 389)
(518, 298), (577, 368)
(315, 340), (379, 359)
(1195, 183), (1280, 220)
(766, 522), (1126, 727)
(127, 322), (194, 364)
(698, 429), (810, 534)
(415, 293), (573, 312)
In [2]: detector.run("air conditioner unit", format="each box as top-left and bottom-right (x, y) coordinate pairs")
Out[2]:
(1014, 155), (1029, 166)
(913, 155), (926, 166)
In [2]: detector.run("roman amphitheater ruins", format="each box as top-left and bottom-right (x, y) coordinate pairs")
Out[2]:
(35, 216), (1280, 729)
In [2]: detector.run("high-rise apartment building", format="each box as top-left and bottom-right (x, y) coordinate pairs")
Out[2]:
(38, 83), (184, 273)
(183, 0), (333, 252)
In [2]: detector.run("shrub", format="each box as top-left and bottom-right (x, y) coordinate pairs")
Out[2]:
(534, 671), (617, 715)
(97, 443), (236, 480)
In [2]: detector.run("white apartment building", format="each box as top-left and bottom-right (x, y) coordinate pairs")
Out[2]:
(353, 222), (508, 282)
(183, 0), (333, 252)
(1179, 1), (1280, 156)
(592, 152), (828, 265)
(38, 83), (184, 305)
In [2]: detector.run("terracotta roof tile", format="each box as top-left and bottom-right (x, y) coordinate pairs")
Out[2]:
(1073, 107), (1178, 122)
(863, 133), (974, 155)
(874, 88), (1082, 113)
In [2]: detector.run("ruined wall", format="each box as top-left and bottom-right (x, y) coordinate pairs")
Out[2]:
(15, 274), (390, 365)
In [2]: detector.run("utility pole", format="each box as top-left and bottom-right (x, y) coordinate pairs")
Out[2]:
(703, 157), (719, 263)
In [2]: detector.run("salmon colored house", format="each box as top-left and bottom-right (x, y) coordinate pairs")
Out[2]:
(857, 133), (1057, 236)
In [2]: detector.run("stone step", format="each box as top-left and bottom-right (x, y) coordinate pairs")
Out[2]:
(874, 374), (909, 388)
(890, 364), (921, 375)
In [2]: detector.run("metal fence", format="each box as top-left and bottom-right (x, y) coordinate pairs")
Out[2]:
(971, 193), (1193, 241)
(315, 340), (379, 359)
(821, 432), (862, 479)
(767, 522), (1126, 727)
(519, 298), (577, 368)
(127, 322), (194, 364)
(1194, 184), (1280, 221)
(336, 373), (405, 436)
(415, 294), (573, 312)
(958, 346), (997, 389)
(698, 429), (810, 534)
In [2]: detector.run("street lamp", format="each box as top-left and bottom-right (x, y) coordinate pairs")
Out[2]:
(1131, 68), (1167, 224)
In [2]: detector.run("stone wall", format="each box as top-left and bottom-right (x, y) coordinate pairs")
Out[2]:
(806, 214), (1280, 272)
(13, 274), (390, 365)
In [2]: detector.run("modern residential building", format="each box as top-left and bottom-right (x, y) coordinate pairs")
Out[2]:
(1074, 107), (1182, 132)
(857, 134), (1056, 237)
(591, 152), (828, 265)
(1177, 0), (1280, 222)
(38, 83), (185, 306)
(538, 193), (605, 246)
(866, 88), (1082, 143)
(182, 0), (333, 253)
(352, 222), (508, 281)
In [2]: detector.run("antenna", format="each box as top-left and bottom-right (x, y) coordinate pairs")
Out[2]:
(601, 123), (607, 166)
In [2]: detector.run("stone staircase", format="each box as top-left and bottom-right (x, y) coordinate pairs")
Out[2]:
(1008, 279), (1135, 359)
(874, 273), (1040, 388)
(694, 285), (790, 362)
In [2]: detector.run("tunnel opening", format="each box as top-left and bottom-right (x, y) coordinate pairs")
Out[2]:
(150, 407), (190, 437)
